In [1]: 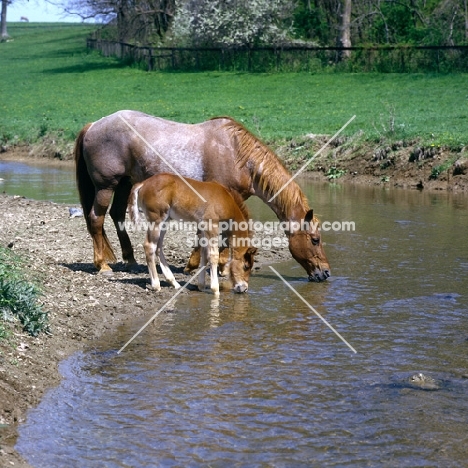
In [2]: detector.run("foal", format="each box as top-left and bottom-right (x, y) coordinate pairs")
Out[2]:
(128, 173), (257, 295)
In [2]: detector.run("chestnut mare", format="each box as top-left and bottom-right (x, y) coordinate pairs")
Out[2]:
(128, 173), (257, 295)
(75, 110), (331, 281)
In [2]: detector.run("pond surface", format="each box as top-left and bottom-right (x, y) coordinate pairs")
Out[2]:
(11, 162), (468, 467)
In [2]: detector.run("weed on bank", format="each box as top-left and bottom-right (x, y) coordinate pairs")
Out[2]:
(0, 246), (49, 338)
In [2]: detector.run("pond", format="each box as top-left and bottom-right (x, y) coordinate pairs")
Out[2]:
(8, 162), (468, 467)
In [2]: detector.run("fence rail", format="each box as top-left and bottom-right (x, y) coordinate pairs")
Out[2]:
(86, 38), (468, 72)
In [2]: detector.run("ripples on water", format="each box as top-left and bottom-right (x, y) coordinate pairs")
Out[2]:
(14, 176), (468, 467)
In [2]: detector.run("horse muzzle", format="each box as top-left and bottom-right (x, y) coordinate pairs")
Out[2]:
(233, 282), (249, 293)
(308, 269), (331, 282)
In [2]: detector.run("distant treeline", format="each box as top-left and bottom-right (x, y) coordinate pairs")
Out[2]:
(76, 0), (468, 50)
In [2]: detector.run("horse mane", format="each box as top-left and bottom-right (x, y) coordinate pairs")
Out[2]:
(229, 188), (250, 221)
(213, 117), (310, 217)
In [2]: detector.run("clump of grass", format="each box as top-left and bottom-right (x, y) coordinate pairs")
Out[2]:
(429, 157), (457, 180)
(326, 166), (346, 180)
(0, 246), (49, 337)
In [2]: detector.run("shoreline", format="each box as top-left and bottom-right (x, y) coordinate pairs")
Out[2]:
(2, 141), (468, 193)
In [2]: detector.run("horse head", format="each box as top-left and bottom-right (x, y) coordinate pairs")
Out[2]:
(287, 209), (330, 282)
(229, 246), (258, 293)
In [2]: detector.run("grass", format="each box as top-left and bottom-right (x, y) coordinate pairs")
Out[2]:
(0, 23), (467, 152)
(0, 246), (49, 338)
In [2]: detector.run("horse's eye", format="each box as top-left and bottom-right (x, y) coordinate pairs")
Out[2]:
(311, 237), (320, 246)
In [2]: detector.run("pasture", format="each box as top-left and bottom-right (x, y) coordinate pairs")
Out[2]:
(1, 22), (467, 152)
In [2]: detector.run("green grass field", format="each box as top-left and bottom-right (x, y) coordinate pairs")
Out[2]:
(1, 23), (467, 149)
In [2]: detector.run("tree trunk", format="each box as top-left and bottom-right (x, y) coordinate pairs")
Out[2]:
(1, 0), (9, 40)
(340, 0), (352, 59)
(464, 0), (468, 41)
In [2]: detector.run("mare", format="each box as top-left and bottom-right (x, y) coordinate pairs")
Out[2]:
(74, 110), (330, 281)
(128, 173), (257, 295)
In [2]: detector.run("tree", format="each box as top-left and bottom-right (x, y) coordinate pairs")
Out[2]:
(61, 0), (175, 42)
(1, 0), (9, 40)
(340, 0), (352, 58)
(172, 0), (295, 47)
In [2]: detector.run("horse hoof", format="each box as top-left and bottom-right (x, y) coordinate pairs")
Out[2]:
(98, 268), (114, 276)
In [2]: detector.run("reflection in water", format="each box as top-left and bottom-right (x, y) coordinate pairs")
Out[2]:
(13, 172), (468, 467)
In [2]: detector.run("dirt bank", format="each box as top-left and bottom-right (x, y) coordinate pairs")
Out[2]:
(273, 135), (468, 192)
(0, 193), (291, 467)
(2, 137), (468, 192)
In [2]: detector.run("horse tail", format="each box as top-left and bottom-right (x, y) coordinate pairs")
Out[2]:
(128, 182), (144, 225)
(74, 123), (116, 262)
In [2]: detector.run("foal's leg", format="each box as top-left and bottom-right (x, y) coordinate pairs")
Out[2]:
(144, 226), (161, 291)
(89, 188), (116, 273)
(186, 246), (229, 277)
(208, 236), (220, 296)
(110, 178), (137, 269)
(157, 230), (181, 289)
(198, 235), (207, 292)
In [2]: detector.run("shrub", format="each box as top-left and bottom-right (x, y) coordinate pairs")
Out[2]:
(326, 166), (346, 180)
(0, 247), (49, 337)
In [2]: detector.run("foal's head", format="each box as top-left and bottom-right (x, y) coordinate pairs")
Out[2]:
(228, 246), (257, 293)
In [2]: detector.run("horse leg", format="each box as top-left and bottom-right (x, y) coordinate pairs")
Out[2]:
(110, 178), (137, 269)
(156, 230), (181, 289)
(185, 233), (229, 276)
(89, 188), (116, 274)
(184, 245), (201, 273)
(144, 226), (161, 291)
(218, 245), (230, 277)
(198, 235), (207, 292)
(208, 236), (220, 296)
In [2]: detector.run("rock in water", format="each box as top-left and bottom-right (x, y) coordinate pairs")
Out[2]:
(409, 372), (440, 390)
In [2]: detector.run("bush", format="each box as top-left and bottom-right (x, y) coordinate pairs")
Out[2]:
(0, 247), (49, 337)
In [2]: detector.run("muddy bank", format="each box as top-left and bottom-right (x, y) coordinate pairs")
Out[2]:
(274, 135), (468, 192)
(0, 194), (291, 467)
(2, 139), (468, 192)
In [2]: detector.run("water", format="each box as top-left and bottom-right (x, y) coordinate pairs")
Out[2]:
(10, 163), (468, 466)
(0, 160), (78, 204)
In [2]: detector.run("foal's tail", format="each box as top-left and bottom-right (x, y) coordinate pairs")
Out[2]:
(128, 182), (144, 225)
(74, 123), (116, 262)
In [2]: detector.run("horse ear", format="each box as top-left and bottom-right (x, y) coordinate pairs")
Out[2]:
(247, 247), (258, 256)
(304, 209), (314, 225)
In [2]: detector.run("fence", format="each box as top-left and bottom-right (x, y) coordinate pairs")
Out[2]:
(86, 38), (468, 73)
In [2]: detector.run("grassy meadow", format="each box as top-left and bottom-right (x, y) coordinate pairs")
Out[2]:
(0, 22), (467, 151)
